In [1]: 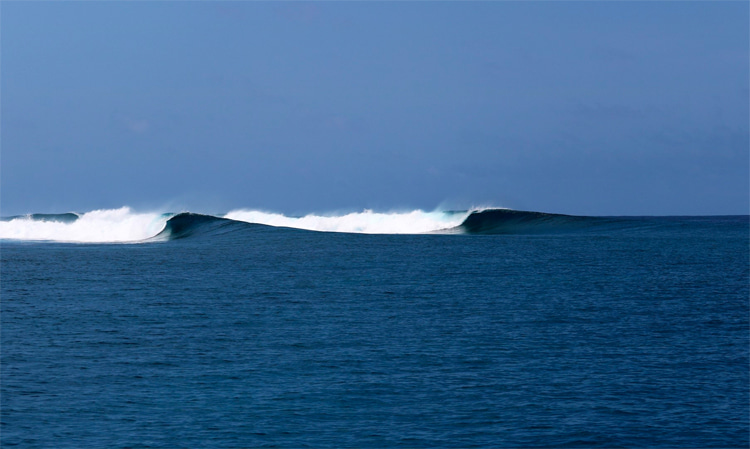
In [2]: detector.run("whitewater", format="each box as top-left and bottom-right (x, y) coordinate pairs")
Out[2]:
(0, 207), (474, 243)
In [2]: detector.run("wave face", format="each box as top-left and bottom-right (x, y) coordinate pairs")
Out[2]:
(0, 208), (169, 243)
(154, 213), (251, 240)
(458, 209), (615, 235)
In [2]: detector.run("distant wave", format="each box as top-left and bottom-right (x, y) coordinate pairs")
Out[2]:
(2, 213), (80, 224)
(3, 206), (739, 243)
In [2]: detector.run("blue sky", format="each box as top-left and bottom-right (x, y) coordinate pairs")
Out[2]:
(2, 1), (748, 216)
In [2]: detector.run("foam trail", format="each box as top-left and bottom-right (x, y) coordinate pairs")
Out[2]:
(0, 207), (169, 243)
(224, 209), (471, 234)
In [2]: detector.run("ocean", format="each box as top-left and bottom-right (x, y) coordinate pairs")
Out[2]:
(1, 209), (748, 448)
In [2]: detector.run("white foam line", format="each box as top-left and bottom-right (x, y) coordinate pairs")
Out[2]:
(0, 207), (169, 243)
(223, 209), (472, 234)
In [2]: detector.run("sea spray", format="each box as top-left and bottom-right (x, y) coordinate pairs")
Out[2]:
(224, 209), (470, 234)
(0, 207), (169, 243)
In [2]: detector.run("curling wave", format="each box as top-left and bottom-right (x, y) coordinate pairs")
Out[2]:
(153, 213), (258, 240)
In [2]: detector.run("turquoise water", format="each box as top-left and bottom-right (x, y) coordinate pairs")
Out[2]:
(2, 214), (748, 447)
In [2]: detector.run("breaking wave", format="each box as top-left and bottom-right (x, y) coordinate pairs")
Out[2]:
(5, 206), (735, 243)
(0, 207), (476, 242)
(0, 207), (170, 243)
(224, 209), (469, 234)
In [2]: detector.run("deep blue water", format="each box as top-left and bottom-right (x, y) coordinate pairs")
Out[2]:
(2, 216), (748, 447)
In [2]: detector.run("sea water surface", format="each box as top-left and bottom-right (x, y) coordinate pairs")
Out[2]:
(1, 209), (748, 447)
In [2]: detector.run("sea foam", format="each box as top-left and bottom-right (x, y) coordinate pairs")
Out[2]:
(1, 207), (482, 242)
(223, 209), (470, 234)
(0, 207), (168, 243)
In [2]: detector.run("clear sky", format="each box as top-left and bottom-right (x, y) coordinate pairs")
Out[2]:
(2, 1), (748, 216)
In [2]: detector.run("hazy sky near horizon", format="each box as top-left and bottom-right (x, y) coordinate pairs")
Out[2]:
(2, 1), (748, 216)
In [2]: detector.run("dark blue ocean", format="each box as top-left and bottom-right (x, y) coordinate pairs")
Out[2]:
(2, 211), (748, 447)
